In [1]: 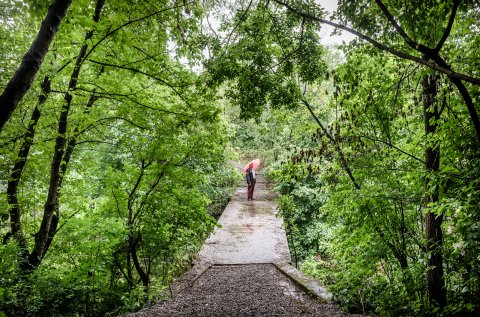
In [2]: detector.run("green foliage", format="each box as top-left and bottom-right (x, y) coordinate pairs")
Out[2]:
(267, 44), (480, 317)
(0, 1), (237, 316)
(204, 0), (327, 119)
(260, 1), (480, 313)
(1, 0), (479, 316)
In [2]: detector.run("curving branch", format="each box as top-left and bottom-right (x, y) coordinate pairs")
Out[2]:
(222, 0), (254, 50)
(358, 134), (425, 164)
(435, 0), (460, 52)
(430, 54), (480, 142)
(373, 0), (417, 48)
(271, 0), (480, 86)
(95, 116), (149, 130)
(302, 98), (361, 190)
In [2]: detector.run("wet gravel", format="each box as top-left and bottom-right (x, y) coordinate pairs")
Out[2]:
(126, 264), (361, 317)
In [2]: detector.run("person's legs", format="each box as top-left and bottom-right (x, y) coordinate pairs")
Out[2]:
(248, 183), (255, 200)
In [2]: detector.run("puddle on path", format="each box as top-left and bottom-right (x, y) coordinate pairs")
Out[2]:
(227, 223), (257, 237)
(227, 224), (247, 238)
(240, 203), (274, 216)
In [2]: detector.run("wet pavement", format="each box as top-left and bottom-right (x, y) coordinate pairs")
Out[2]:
(197, 174), (291, 264)
(124, 167), (353, 316)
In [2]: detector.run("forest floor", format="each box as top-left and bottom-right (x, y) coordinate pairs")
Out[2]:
(126, 169), (362, 316)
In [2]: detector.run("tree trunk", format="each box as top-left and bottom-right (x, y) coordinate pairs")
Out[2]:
(26, 1), (105, 269)
(5, 107), (41, 242)
(127, 252), (133, 288)
(130, 235), (150, 290)
(0, 0), (71, 132)
(3, 76), (51, 246)
(422, 74), (447, 308)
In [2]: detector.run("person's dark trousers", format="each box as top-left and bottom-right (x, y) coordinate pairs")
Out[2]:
(247, 182), (255, 200)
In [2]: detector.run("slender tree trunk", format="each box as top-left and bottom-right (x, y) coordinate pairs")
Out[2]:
(5, 107), (40, 245)
(3, 77), (51, 246)
(0, 0), (71, 132)
(28, 78), (97, 268)
(422, 74), (447, 308)
(36, 92), (98, 266)
(28, 96), (69, 267)
(27, 1), (105, 269)
(130, 235), (150, 290)
(125, 161), (150, 289)
(127, 252), (133, 288)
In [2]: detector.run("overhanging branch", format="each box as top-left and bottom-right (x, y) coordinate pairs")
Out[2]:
(271, 0), (480, 86)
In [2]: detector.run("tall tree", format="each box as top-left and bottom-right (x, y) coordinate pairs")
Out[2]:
(422, 74), (446, 307)
(23, 0), (106, 270)
(272, 0), (480, 142)
(0, 0), (71, 132)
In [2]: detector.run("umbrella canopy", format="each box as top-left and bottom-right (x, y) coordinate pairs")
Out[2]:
(243, 159), (261, 173)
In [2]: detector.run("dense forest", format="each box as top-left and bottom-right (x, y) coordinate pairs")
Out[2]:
(1, 0), (479, 316)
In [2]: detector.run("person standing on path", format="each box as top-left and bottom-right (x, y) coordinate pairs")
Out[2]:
(246, 163), (256, 201)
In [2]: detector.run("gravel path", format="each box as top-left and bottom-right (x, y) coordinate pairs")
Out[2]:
(127, 264), (359, 317)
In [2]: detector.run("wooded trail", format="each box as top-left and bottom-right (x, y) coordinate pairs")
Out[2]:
(127, 171), (361, 316)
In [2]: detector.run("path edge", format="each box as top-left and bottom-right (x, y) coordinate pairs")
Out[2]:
(167, 260), (212, 296)
(273, 261), (333, 303)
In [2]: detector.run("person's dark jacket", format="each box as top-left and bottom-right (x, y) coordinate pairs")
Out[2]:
(246, 168), (256, 185)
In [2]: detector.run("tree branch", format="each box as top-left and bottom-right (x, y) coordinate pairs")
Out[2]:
(76, 89), (191, 117)
(302, 98), (361, 190)
(87, 59), (195, 107)
(95, 116), (149, 130)
(373, 0), (416, 48)
(82, 1), (195, 64)
(219, 0), (254, 58)
(435, 0), (460, 52)
(271, 0), (480, 86)
(358, 134), (425, 164)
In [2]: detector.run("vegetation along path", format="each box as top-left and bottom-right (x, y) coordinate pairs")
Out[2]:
(128, 171), (360, 316)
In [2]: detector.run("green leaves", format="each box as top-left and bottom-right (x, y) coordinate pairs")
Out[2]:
(255, 0), (480, 314)
(204, 0), (327, 119)
(1, 0), (479, 315)
(0, 0), (236, 315)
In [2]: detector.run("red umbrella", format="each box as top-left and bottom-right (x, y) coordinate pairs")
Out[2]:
(243, 159), (261, 173)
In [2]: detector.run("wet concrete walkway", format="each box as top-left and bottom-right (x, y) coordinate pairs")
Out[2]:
(126, 167), (354, 316)
(197, 174), (291, 264)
